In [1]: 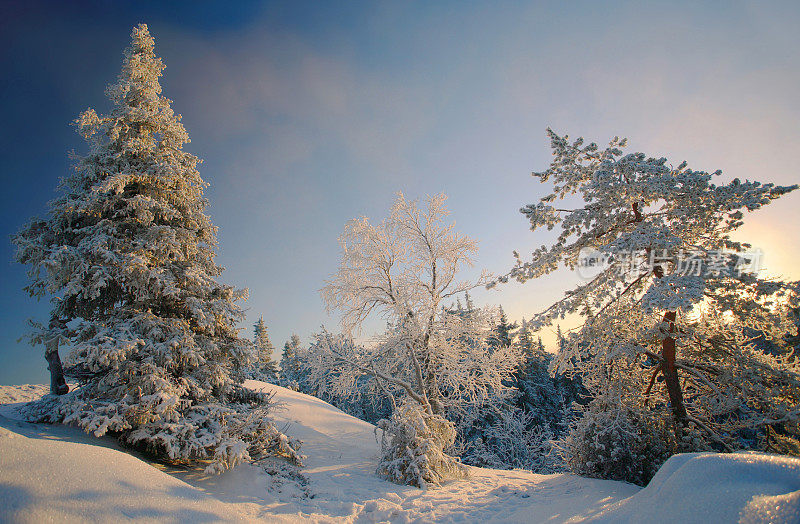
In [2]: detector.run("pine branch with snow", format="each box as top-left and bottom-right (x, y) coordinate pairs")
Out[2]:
(505, 129), (800, 482)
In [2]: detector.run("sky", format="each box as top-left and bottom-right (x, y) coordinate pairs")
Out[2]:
(1, 0), (798, 385)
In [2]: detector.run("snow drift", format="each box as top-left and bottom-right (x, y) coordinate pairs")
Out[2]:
(588, 452), (800, 523)
(0, 421), (255, 522)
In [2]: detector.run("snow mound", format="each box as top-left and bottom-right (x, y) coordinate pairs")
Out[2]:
(0, 419), (259, 522)
(588, 452), (800, 523)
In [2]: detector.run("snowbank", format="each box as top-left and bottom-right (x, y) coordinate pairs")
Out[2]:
(0, 419), (258, 522)
(587, 452), (800, 523)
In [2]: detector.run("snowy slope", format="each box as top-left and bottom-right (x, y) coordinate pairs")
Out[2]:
(1, 381), (798, 523)
(244, 380), (640, 522)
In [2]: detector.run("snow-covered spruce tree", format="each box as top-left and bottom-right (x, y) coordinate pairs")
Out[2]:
(516, 320), (535, 358)
(502, 129), (799, 482)
(12, 25), (300, 473)
(316, 193), (520, 486)
(489, 306), (518, 348)
(248, 317), (278, 382)
(459, 324), (585, 474)
(279, 334), (303, 389)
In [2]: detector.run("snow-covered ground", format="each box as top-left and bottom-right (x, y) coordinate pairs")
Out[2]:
(1, 381), (798, 523)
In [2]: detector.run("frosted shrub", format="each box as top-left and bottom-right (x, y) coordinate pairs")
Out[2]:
(559, 398), (675, 485)
(460, 409), (557, 473)
(376, 402), (468, 488)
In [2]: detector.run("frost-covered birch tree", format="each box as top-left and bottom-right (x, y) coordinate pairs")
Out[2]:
(317, 193), (519, 486)
(504, 130), (799, 479)
(12, 25), (300, 473)
(320, 193), (517, 417)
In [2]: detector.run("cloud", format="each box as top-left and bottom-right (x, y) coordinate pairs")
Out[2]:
(160, 25), (436, 185)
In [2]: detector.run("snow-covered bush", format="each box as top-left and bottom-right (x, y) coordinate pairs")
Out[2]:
(457, 408), (557, 473)
(558, 397), (676, 485)
(376, 402), (468, 488)
(12, 24), (300, 473)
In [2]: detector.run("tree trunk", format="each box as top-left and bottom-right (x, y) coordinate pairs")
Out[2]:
(45, 348), (69, 395)
(422, 314), (444, 416)
(661, 310), (687, 426)
(649, 246), (688, 429)
(423, 351), (443, 415)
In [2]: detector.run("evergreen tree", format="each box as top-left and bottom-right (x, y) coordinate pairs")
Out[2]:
(490, 306), (518, 347)
(12, 25), (300, 473)
(250, 317), (278, 382)
(517, 320), (535, 360)
(464, 291), (475, 315)
(280, 334), (302, 386)
(555, 325), (565, 353)
(508, 129), (799, 483)
(253, 317), (275, 361)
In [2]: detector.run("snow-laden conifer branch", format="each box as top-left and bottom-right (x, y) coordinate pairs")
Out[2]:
(509, 130), (799, 480)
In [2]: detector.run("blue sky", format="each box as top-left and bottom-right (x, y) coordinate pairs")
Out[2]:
(1, 1), (799, 384)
